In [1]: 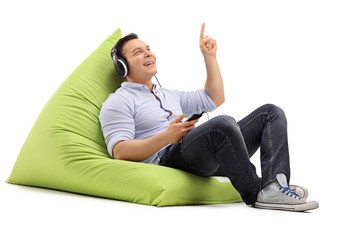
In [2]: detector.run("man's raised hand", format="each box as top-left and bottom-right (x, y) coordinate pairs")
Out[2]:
(199, 23), (217, 57)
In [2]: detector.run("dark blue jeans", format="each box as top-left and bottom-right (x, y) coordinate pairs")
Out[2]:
(159, 104), (290, 205)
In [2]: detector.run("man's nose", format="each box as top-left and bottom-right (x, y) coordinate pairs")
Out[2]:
(144, 50), (152, 57)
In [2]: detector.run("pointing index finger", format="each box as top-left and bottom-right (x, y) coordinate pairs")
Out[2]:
(200, 23), (205, 41)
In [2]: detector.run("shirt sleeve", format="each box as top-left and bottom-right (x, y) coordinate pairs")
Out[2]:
(99, 94), (135, 158)
(174, 88), (217, 116)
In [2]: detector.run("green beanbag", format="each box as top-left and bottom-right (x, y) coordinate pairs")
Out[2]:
(6, 28), (243, 206)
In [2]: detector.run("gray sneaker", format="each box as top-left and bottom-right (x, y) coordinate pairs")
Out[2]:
(255, 174), (319, 212)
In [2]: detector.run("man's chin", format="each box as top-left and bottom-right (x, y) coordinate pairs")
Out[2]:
(143, 65), (157, 75)
(150, 69), (158, 76)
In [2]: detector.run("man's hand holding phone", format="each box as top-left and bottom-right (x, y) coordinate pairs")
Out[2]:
(164, 113), (199, 144)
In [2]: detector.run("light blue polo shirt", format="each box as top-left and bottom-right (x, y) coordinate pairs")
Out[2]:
(99, 82), (216, 164)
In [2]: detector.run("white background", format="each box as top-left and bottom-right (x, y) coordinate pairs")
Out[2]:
(1, 0), (359, 239)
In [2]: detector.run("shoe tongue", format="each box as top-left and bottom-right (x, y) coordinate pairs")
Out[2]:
(276, 173), (289, 188)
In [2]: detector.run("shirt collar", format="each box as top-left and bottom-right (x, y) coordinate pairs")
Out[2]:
(121, 82), (159, 93)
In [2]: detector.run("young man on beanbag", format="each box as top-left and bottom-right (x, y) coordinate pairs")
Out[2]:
(99, 23), (319, 212)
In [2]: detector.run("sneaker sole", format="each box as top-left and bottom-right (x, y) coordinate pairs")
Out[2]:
(254, 201), (319, 212)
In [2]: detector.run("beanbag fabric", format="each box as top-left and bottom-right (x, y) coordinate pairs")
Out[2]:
(6, 28), (243, 206)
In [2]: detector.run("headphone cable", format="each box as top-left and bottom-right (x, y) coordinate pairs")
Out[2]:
(154, 75), (162, 88)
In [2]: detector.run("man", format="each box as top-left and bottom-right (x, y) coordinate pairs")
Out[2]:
(99, 23), (319, 211)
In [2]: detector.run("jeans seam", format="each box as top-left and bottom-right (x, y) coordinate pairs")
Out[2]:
(267, 122), (274, 180)
(240, 112), (269, 131)
(217, 129), (257, 192)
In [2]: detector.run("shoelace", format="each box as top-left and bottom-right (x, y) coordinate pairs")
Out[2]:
(279, 187), (302, 200)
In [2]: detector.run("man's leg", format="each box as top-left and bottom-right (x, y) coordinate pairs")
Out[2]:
(236, 104), (291, 188)
(159, 114), (262, 205)
(236, 104), (318, 211)
(159, 104), (318, 210)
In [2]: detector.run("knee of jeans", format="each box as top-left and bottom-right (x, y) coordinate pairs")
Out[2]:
(263, 104), (286, 119)
(211, 115), (240, 136)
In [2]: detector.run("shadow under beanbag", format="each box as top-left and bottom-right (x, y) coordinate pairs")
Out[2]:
(6, 28), (243, 206)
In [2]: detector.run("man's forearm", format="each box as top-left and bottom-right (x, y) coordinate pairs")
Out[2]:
(204, 56), (225, 107)
(112, 114), (198, 162)
(113, 131), (169, 162)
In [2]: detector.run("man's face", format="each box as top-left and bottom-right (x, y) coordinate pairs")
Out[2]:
(122, 39), (157, 81)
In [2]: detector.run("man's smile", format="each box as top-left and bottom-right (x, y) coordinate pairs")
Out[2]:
(143, 60), (155, 66)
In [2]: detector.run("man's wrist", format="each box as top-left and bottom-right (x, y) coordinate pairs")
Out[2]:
(158, 130), (172, 146)
(203, 55), (217, 65)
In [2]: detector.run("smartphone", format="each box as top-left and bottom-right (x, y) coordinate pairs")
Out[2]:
(186, 111), (206, 122)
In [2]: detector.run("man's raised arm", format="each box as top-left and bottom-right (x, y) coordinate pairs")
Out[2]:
(199, 23), (225, 107)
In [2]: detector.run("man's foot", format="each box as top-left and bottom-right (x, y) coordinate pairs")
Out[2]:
(254, 174), (319, 212)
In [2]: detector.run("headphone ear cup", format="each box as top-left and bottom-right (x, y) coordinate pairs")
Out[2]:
(111, 48), (129, 77)
(117, 58), (129, 77)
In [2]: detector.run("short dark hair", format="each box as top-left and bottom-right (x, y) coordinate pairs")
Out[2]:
(112, 33), (139, 61)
